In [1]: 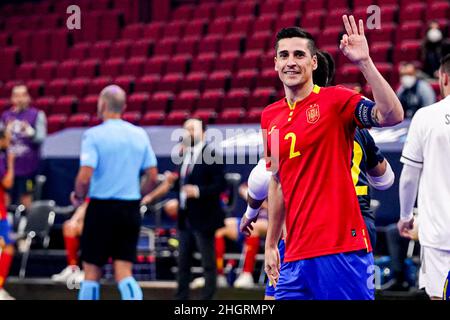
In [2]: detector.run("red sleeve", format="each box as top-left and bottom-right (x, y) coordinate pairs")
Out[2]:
(260, 110), (272, 171)
(333, 86), (365, 128)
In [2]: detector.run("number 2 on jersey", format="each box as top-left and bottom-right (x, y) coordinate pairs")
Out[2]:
(284, 132), (301, 159)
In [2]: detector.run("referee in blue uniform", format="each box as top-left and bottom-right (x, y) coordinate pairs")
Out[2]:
(70, 85), (158, 300)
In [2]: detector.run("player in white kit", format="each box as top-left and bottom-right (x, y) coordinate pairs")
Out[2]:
(398, 54), (450, 300)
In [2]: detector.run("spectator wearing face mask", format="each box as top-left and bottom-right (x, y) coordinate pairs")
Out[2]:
(421, 21), (449, 79)
(397, 62), (436, 118)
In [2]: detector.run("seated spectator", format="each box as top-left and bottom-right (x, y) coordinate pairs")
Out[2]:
(397, 63), (436, 118)
(422, 21), (445, 79)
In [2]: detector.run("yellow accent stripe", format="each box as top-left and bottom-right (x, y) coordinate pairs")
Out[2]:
(444, 277), (448, 300)
(362, 229), (369, 252)
(355, 186), (368, 196)
(312, 84), (320, 94)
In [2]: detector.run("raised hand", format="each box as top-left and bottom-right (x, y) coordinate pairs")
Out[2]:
(340, 15), (370, 64)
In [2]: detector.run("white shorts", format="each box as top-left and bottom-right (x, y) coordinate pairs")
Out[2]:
(419, 245), (450, 298)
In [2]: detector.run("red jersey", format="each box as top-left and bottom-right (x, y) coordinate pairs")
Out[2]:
(261, 85), (372, 262)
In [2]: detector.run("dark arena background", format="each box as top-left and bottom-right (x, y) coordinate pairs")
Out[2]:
(0, 0), (448, 303)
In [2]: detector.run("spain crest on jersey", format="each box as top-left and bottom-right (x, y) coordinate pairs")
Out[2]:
(306, 104), (320, 124)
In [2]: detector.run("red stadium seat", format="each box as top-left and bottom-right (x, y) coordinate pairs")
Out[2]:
(90, 41), (112, 60)
(153, 37), (178, 57)
(304, 0), (326, 12)
(78, 95), (98, 114)
(79, 12), (101, 43)
(88, 115), (102, 127)
(317, 27), (343, 48)
(122, 111), (141, 125)
(26, 80), (44, 98)
(164, 110), (190, 125)
(140, 111), (165, 126)
(31, 30), (51, 62)
(334, 64), (362, 85)
(0, 98), (10, 114)
(255, 68), (278, 89)
(192, 3), (215, 20)
(230, 16), (254, 35)
(191, 108), (217, 123)
(128, 92), (149, 112)
(142, 22), (163, 41)
(260, 0), (283, 16)
(46, 78), (69, 97)
(191, 53), (217, 73)
(115, 76), (136, 94)
(197, 89), (225, 110)
(216, 108), (246, 124)
(121, 23), (144, 40)
(15, 62), (36, 81)
(214, 52), (239, 72)
(171, 5), (195, 21)
(181, 72), (208, 92)
(426, 2), (450, 21)
(88, 77), (113, 95)
(130, 39), (153, 57)
(174, 37), (199, 57)
(231, 69), (259, 90)
(53, 95), (77, 115)
(76, 59), (99, 78)
(246, 32), (271, 52)
(399, 3), (426, 24)
(166, 54), (192, 74)
(11, 31), (31, 60)
(69, 42), (90, 60)
(148, 92), (174, 112)
(214, 2), (237, 19)
(208, 17), (232, 36)
(301, 10), (326, 30)
(157, 73), (184, 93)
(245, 107), (264, 123)
(47, 114), (68, 133)
(172, 90), (201, 111)
(162, 21), (187, 39)
(252, 14), (277, 34)
(235, 2), (257, 17)
(56, 60), (78, 78)
(275, 12), (300, 31)
(397, 21), (423, 41)
(327, 0), (348, 9)
(99, 10), (123, 41)
(376, 63), (394, 84)
(144, 56), (168, 76)
(393, 40), (422, 65)
(66, 78), (90, 98)
(35, 61), (58, 82)
(66, 113), (91, 128)
(237, 50), (263, 71)
(135, 75), (161, 94)
(370, 42), (392, 63)
(34, 96), (55, 114)
(110, 40), (133, 59)
(0, 47), (20, 81)
(222, 89), (250, 109)
(367, 22), (396, 44)
(1, 81), (21, 99)
(100, 58), (125, 78)
(205, 71), (231, 91)
(184, 19), (207, 37)
(199, 35), (222, 54)
(221, 34), (243, 53)
(0, 33), (10, 47)
(123, 56), (146, 77)
(249, 87), (276, 109)
(50, 29), (69, 61)
(323, 9), (349, 28)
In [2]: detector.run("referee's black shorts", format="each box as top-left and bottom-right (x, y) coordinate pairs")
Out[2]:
(80, 199), (141, 267)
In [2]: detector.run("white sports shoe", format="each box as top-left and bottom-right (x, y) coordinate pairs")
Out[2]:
(190, 275), (228, 289)
(51, 266), (80, 282)
(0, 288), (15, 300)
(233, 272), (255, 289)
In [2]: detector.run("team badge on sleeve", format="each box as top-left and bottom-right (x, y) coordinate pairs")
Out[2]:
(306, 104), (320, 124)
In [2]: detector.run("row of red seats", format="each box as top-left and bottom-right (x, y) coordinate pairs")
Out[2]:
(44, 106), (263, 133)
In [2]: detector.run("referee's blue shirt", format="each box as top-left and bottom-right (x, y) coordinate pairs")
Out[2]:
(80, 119), (157, 200)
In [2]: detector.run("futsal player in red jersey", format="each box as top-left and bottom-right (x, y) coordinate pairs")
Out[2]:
(262, 16), (404, 299)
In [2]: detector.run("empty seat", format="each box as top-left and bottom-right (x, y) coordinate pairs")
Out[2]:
(163, 110), (190, 125)
(191, 53), (217, 73)
(56, 60), (78, 78)
(237, 50), (263, 71)
(231, 69), (258, 90)
(175, 37), (199, 57)
(171, 5), (195, 21)
(399, 3), (426, 23)
(184, 19), (207, 37)
(53, 95), (77, 115)
(135, 75), (161, 94)
(301, 10), (326, 30)
(69, 42), (91, 60)
(255, 68), (278, 89)
(172, 90), (201, 111)
(122, 111), (141, 125)
(334, 64), (362, 85)
(46, 79), (69, 97)
(236, 2), (257, 17)
(100, 58), (125, 78)
(144, 56), (168, 76)
(181, 72), (208, 91)
(393, 40), (422, 65)
(198, 35), (222, 53)
(197, 89), (225, 110)
(213, 52), (239, 72)
(88, 77), (113, 95)
(127, 92), (150, 112)
(66, 113), (91, 128)
(110, 40), (133, 59)
(142, 22), (163, 41)
(90, 41), (112, 60)
(205, 71), (231, 91)
(222, 89), (250, 109)
(207, 17), (232, 36)
(249, 87), (276, 109)
(157, 73), (184, 93)
(26, 80), (44, 98)
(191, 108), (217, 123)
(245, 107), (264, 123)
(123, 56), (146, 77)
(252, 14), (277, 34)
(246, 32), (271, 52)
(192, 3), (215, 20)
(76, 59), (99, 78)
(260, 0), (283, 16)
(47, 114), (68, 133)
(115, 75), (136, 94)
(216, 108), (246, 124)
(78, 95), (98, 114)
(130, 39), (153, 57)
(121, 23), (144, 40)
(15, 62), (36, 81)
(99, 10), (123, 41)
(370, 42), (392, 63)
(140, 111), (165, 126)
(426, 2), (450, 20)
(148, 91), (174, 112)
(230, 16), (254, 35)
(397, 21), (423, 41)
(153, 37), (178, 57)
(214, 2), (236, 19)
(66, 78), (90, 98)
(34, 96), (55, 114)
(162, 21), (186, 38)
(166, 54), (192, 74)
(220, 34), (244, 53)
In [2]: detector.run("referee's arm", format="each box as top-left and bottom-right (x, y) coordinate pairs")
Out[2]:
(74, 166), (93, 201)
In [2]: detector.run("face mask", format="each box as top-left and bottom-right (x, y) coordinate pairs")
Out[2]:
(401, 75), (416, 89)
(427, 29), (443, 43)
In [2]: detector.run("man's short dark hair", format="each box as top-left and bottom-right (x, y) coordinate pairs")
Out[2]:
(275, 27), (317, 56)
(440, 53), (450, 75)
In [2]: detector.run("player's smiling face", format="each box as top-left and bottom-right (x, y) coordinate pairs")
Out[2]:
(275, 38), (317, 88)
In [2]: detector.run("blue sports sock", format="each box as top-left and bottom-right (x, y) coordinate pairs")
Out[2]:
(118, 276), (143, 300)
(78, 280), (100, 300)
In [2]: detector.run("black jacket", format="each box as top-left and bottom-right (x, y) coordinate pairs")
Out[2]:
(173, 143), (226, 234)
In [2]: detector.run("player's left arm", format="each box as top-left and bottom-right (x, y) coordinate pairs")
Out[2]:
(340, 15), (404, 127)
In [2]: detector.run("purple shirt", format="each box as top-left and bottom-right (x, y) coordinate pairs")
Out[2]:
(1, 107), (40, 176)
